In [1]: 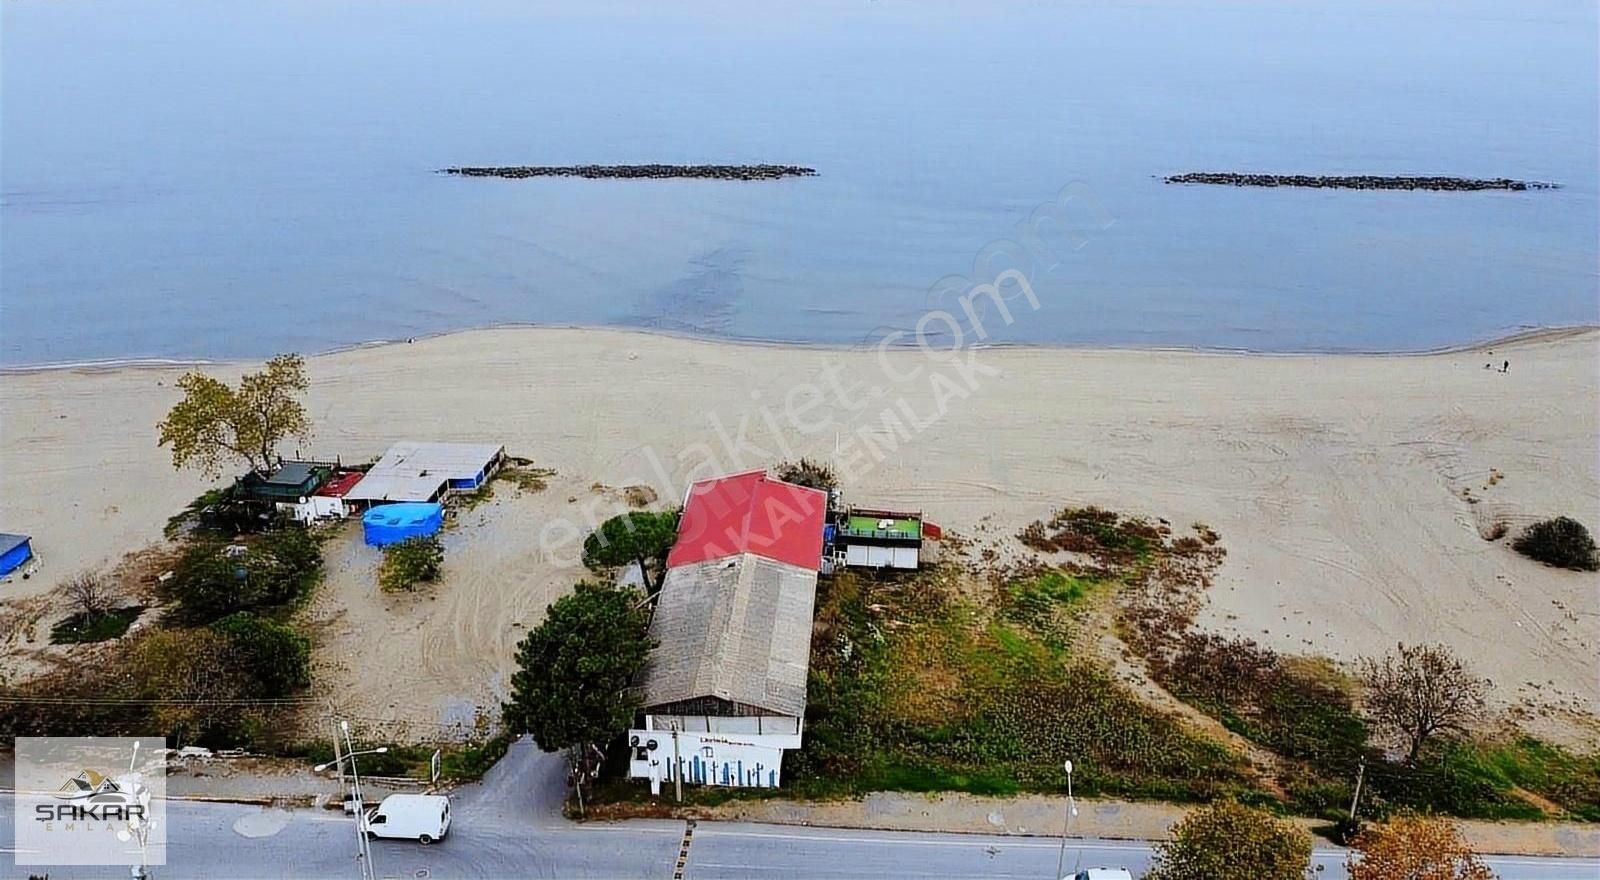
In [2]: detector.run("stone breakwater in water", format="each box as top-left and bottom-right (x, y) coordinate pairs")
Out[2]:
(1166, 172), (1559, 192)
(440, 164), (817, 181)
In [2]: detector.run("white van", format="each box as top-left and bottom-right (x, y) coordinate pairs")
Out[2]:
(1066, 870), (1134, 880)
(364, 794), (452, 844)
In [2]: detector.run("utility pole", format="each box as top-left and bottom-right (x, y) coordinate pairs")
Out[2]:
(671, 724), (682, 803)
(338, 720), (378, 880)
(1054, 759), (1078, 880)
(1348, 756), (1367, 821)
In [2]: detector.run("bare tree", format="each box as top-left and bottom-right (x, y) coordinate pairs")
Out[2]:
(63, 571), (115, 620)
(1361, 643), (1488, 764)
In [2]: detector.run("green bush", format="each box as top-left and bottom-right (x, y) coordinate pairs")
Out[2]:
(50, 606), (143, 644)
(380, 535), (444, 592)
(1513, 516), (1599, 570)
(163, 528), (323, 622)
(1146, 799), (1312, 880)
(211, 612), (310, 697)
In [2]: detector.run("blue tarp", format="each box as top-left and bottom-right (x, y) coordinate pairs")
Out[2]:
(362, 503), (443, 547)
(0, 533), (33, 578)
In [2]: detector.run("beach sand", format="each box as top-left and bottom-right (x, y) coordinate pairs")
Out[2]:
(2, 327), (1596, 743)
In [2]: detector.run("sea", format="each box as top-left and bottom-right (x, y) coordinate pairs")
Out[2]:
(2, 0), (1596, 366)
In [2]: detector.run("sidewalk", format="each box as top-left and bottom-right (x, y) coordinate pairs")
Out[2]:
(1, 753), (422, 808)
(687, 791), (1600, 859)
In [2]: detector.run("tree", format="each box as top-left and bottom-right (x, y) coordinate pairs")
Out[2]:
(157, 353), (311, 478)
(581, 511), (678, 595)
(1361, 643), (1488, 764)
(504, 582), (652, 769)
(1145, 799), (1312, 880)
(1512, 516), (1599, 571)
(63, 570), (115, 620)
(211, 612), (311, 697)
(1346, 813), (1495, 880)
(380, 535), (444, 592)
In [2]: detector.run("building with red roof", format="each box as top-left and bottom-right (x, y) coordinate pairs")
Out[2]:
(666, 469), (828, 571)
(628, 470), (830, 790)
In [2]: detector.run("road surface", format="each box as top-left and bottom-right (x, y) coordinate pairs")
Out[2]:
(4, 738), (1595, 879)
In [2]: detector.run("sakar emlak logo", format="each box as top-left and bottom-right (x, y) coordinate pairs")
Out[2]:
(36, 768), (147, 823)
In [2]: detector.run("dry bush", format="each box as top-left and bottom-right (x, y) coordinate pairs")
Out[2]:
(62, 570), (116, 619)
(1346, 813), (1494, 880)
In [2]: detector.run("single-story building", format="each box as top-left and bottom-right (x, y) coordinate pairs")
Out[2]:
(343, 442), (505, 506)
(0, 533), (35, 579)
(628, 470), (827, 790)
(279, 470), (365, 523)
(240, 461), (335, 505)
(828, 507), (939, 570)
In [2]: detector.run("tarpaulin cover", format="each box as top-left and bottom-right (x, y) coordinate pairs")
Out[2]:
(362, 503), (443, 547)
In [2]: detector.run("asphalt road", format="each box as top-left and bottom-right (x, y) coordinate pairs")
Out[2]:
(4, 738), (1595, 879)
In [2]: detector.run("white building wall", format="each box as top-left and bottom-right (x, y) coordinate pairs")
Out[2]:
(626, 729), (787, 789)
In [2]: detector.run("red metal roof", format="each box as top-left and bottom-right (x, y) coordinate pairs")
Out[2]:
(666, 470), (828, 571)
(315, 471), (367, 499)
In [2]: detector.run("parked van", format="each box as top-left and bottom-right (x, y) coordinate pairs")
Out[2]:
(1066, 870), (1134, 880)
(365, 794), (452, 844)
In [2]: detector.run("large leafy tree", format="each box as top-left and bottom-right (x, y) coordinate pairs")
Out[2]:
(158, 353), (312, 478)
(1346, 813), (1494, 880)
(1146, 799), (1312, 880)
(504, 582), (652, 755)
(581, 510), (679, 594)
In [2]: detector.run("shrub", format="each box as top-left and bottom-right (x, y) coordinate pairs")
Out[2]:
(162, 528), (323, 622)
(1512, 516), (1599, 570)
(775, 458), (838, 491)
(63, 570), (115, 619)
(380, 535), (444, 592)
(1346, 813), (1493, 880)
(211, 612), (311, 697)
(1146, 799), (1312, 880)
(127, 628), (255, 745)
(50, 606), (143, 644)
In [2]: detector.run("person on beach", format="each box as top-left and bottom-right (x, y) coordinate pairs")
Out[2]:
(1502, 360), (1510, 373)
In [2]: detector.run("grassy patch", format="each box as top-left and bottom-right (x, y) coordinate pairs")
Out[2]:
(783, 567), (1255, 802)
(50, 606), (143, 644)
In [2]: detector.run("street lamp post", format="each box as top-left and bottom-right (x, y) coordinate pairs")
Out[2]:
(1054, 759), (1079, 880)
(311, 721), (386, 880)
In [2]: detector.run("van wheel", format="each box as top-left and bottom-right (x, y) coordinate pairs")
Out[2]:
(418, 834), (434, 845)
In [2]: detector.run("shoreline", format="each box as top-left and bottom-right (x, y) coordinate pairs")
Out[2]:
(4, 319), (1596, 748)
(4, 321), (1594, 376)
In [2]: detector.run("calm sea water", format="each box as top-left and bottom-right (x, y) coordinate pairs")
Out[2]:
(3, 0), (1596, 365)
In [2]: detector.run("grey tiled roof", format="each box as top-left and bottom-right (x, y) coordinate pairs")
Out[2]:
(638, 553), (818, 718)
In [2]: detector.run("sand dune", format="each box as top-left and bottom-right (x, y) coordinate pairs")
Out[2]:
(2, 327), (1596, 742)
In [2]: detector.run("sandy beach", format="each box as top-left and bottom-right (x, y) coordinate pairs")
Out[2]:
(2, 326), (1596, 743)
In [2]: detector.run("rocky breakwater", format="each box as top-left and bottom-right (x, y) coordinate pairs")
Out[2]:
(440, 164), (818, 181)
(1165, 172), (1559, 192)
